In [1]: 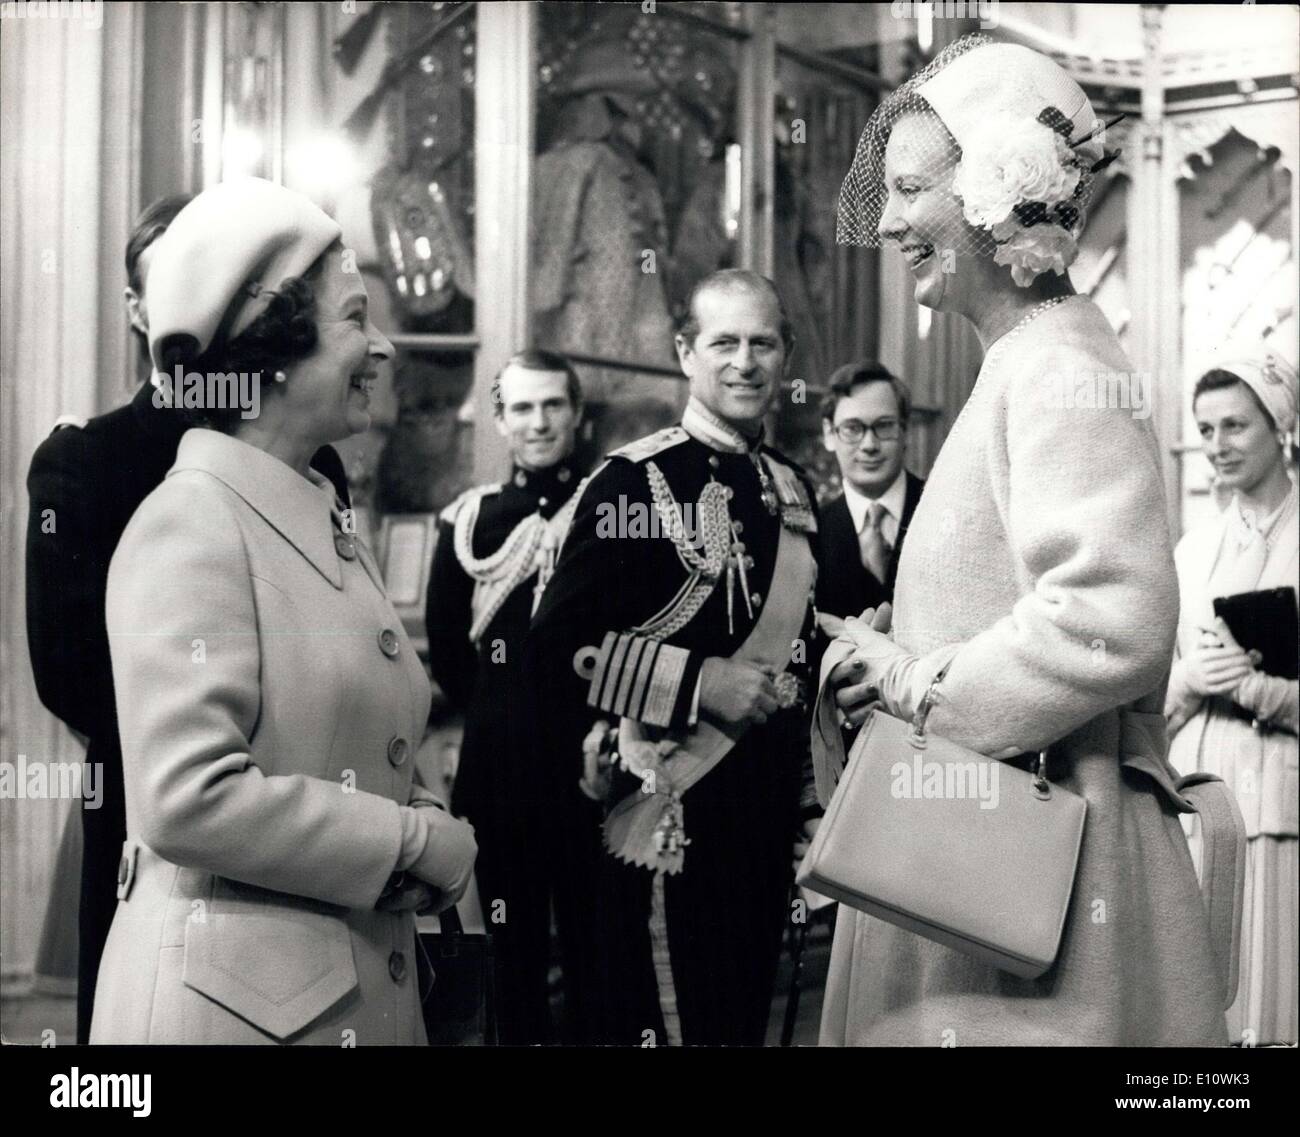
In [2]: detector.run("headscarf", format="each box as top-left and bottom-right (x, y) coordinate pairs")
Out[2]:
(1202, 346), (1300, 597)
(1209, 347), (1299, 453)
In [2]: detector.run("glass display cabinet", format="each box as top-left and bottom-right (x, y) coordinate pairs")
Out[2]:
(155, 0), (1300, 611)
(212, 1), (895, 549)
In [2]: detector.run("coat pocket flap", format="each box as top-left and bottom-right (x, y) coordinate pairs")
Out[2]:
(183, 906), (358, 1041)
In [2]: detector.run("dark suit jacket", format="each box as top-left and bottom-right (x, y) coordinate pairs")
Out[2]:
(815, 470), (925, 620)
(24, 380), (350, 1041)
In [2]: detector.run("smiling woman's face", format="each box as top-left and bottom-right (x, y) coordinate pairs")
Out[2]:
(877, 113), (986, 312)
(280, 245), (394, 443)
(1194, 381), (1284, 495)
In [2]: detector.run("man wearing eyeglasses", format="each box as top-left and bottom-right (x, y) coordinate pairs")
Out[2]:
(816, 361), (924, 626)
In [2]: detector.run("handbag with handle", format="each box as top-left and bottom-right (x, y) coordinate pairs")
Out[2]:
(418, 905), (498, 1046)
(797, 663), (1088, 979)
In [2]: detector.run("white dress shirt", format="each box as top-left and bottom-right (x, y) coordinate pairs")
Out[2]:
(842, 468), (907, 549)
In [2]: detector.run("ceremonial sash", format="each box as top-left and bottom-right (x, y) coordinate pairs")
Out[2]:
(604, 519), (817, 874)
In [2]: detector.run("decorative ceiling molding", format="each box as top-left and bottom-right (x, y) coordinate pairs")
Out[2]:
(1168, 103), (1300, 180)
(1046, 51), (1144, 88)
(1004, 4), (1296, 108)
(1160, 44), (1300, 90)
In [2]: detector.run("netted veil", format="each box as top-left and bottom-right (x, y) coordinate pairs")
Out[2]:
(836, 33), (1122, 285)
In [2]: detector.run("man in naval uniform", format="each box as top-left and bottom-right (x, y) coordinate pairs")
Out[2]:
(527, 270), (823, 1046)
(425, 349), (602, 1044)
(24, 195), (352, 1043)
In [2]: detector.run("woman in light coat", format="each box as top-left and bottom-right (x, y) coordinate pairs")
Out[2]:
(91, 178), (477, 1045)
(815, 36), (1226, 1045)
(1167, 353), (1298, 1045)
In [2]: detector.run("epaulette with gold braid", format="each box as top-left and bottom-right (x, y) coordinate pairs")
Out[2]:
(608, 426), (689, 464)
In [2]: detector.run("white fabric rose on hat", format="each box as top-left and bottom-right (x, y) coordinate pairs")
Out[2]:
(951, 115), (1081, 229)
(992, 222), (1077, 288)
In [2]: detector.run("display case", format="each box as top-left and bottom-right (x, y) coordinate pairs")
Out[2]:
(190, 1), (1300, 591)
(212, 0), (892, 553)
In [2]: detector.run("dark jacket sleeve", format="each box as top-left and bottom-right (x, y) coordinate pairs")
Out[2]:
(527, 459), (704, 738)
(25, 427), (117, 739)
(424, 517), (477, 710)
(814, 514), (838, 618)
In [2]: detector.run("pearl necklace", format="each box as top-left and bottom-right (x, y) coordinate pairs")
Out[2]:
(945, 295), (1071, 444)
(983, 295), (1070, 366)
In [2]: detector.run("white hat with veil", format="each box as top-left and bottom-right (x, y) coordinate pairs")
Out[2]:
(837, 34), (1124, 286)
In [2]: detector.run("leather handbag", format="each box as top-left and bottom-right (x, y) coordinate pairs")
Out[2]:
(418, 906), (498, 1046)
(797, 665), (1088, 979)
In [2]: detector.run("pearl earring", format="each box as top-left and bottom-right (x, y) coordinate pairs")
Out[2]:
(274, 370), (287, 384)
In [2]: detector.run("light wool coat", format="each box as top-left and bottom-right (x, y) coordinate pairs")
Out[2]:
(92, 430), (432, 1045)
(1167, 501), (1299, 836)
(819, 296), (1227, 1046)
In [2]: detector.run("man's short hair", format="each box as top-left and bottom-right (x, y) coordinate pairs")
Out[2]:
(820, 360), (912, 426)
(677, 268), (794, 354)
(491, 349), (583, 415)
(125, 194), (194, 294)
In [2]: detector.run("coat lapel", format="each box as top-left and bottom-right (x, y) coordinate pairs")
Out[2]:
(168, 429), (343, 589)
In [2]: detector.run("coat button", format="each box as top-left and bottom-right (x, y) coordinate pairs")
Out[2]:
(334, 534), (356, 560)
(387, 736), (409, 767)
(732, 520), (744, 534)
(389, 950), (407, 983)
(750, 592), (763, 608)
(378, 628), (400, 658)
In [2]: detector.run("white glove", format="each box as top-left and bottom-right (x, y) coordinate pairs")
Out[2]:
(401, 806), (477, 913)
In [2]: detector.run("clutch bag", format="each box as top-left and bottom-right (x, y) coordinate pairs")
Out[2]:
(797, 666), (1087, 979)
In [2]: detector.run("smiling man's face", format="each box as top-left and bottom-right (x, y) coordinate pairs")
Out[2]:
(494, 364), (579, 471)
(675, 284), (786, 433)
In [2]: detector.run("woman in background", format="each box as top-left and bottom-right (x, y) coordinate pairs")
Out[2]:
(92, 178), (477, 1044)
(1167, 351), (1299, 1046)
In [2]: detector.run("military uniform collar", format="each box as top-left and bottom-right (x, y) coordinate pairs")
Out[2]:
(682, 396), (764, 455)
(169, 428), (343, 588)
(508, 457), (578, 497)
